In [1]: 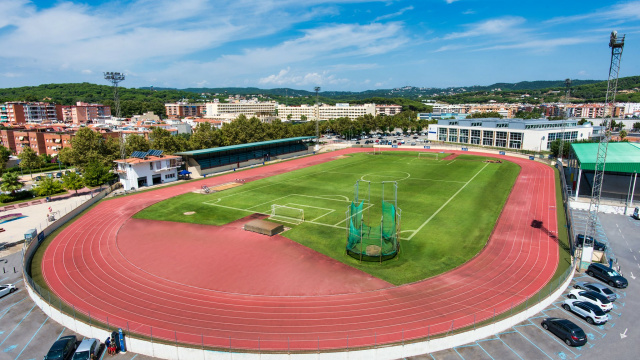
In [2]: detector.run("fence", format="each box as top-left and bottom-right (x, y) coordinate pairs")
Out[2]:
(21, 160), (577, 359)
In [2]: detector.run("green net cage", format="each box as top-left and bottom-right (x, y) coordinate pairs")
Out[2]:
(346, 181), (401, 262)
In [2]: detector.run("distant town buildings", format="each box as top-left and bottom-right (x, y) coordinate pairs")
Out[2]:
(0, 101), (111, 125)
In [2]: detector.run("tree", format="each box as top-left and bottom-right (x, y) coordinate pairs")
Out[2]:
(83, 161), (115, 187)
(549, 139), (571, 158)
(125, 134), (150, 156)
(61, 171), (85, 195)
(0, 172), (23, 194)
(18, 147), (43, 178)
(300, 115), (308, 122)
(149, 128), (188, 154)
(65, 127), (119, 170)
(619, 129), (628, 141)
(633, 122), (640, 131)
(577, 118), (592, 125)
(0, 145), (11, 174)
(35, 176), (65, 197)
(466, 111), (503, 119)
(189, 122), (222, 150)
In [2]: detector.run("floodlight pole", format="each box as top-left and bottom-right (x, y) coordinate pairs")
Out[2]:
(104, 72), (126, 160)
(314, 86), (321, 151)
(558, 79), (571, 161)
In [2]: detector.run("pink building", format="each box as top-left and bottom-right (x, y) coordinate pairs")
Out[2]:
(59, 102), (111, 124)
(375, 104), (403, 116)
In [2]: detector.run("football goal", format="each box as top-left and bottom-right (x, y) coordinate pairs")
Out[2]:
(418, 152), (438, 160)
(270, 204), (305, 225)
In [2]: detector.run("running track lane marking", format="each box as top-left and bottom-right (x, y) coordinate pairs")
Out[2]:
(13, 317), (48, 360)
(407, 163), (489, 240)
(0, 304), (36, 346)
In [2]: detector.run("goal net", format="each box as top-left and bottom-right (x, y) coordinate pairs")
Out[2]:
(270, 205), (305, 225)
(418, 152), (438, 160)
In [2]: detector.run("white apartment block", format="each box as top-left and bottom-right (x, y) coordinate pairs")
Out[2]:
(277, 103), (376, 121)
(115, 154), (181, 190)
(205, 101), (277, 118)
(427, 118), (599, 152)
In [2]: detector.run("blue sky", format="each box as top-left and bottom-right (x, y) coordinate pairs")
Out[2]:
(1, 0), (639, 91)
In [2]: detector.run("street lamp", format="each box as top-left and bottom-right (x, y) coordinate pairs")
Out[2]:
(540, 135), (545, 153)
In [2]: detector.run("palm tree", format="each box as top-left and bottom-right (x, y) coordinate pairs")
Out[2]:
(1, 172), (24, 194)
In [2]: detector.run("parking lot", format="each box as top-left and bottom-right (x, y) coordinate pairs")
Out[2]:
(414, 211), (638, 360)
(1, 210), (637, 360)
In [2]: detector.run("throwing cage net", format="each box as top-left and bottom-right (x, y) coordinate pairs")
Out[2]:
(346, 180), (401, 262)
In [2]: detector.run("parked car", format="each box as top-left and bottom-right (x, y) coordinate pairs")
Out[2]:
(56, 172), (62, 178)
(567, 289), (613, 312)
(0, 284), (17, 298)
(575, 234), (606, 251)
(573, 281), (618, 302)
(541, 318), (587, 346)
(44, 335), (77, 360)
(72, 338), (100, 360)
(563, 299), (609, 324)
(586, 262), (628, 288)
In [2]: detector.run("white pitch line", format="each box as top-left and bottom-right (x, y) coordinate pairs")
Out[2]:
(407, 163), (489, 240)
(446, 160), (457, 166)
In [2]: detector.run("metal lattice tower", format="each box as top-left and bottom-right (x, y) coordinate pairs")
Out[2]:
(557, 79), (571, 160)
(583, 31), (625, 258)
(314, 86), (320, 149)
(104, 72), (126, 159)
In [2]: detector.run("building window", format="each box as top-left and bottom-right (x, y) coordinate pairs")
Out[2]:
(482, 130), (494, 146)
(495, 131), (507, 147)
(509, 132), (522, 149)
(438, 128), (447, 142)
(149, 162), (153, 170)
(459, 129), (469, 144)
(448, 128), (458, 142)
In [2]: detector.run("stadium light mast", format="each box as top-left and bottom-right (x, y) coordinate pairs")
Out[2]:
(557, 78), (571, 161)
(314, 86), (321, 151)
(581, 31), (624, 270)
(104, 71), (126, 159)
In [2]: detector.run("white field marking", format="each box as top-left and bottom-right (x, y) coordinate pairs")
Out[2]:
(203, 202), (268, 215)
(309, 208), (336, 222)
(361, 171), (411, 182)
(269, 216), (303, 225)
(246, 194), (294, 210)
(213, 170), (321, 201)
(407, 163), (489, 240)
(446, 160), (457, 166)
(333, 203), (375, 226)
(315, 194), (350, 201)
(293, 193), (352, 202)
(286, 203), (335, 212)
(409, 177), (467, 184)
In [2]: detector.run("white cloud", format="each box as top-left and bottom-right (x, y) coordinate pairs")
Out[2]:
(462, 9), (475, 15)
(444, 16), (526, 39)
(475, 36), (597, 51)
(374, 6), (413, 22)
(546, 1), (640, 24)
(81, 70), (93, 74)
(445, 0), (461, 3)
(258, 67), (349, 86)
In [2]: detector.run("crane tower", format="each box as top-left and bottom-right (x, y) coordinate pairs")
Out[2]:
(581, 31), (625, 269)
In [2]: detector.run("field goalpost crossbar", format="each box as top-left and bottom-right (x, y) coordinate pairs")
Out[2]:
(270, 204), (305, 224)
(418, 152), (438, 160)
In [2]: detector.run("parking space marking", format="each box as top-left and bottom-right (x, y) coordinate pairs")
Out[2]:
(13, 317), (48, 360)
(474, 341), (497, 360)
(549, 304), (605, 337)
(512, 325), (555, 360)
(494, 335), (525, 360)
(0, 297), (27, 318)
(453, 347), (466, 360)
(526, 318), (580, 357)
(0, 304), (36, 346)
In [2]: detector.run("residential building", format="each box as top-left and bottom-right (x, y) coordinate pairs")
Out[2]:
(276, 103), (376, 121)
(375, 104), (403, 116)
(205, 101), (276, 118)
(427, 118), (599, 152)
(114, 153), (182, 190)
(165, 103), (205, 119)
(0, 102), (60, 125)
(59, 102), (111, 124)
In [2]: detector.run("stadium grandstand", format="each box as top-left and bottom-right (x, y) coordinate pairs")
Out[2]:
(176, 136), (315, 177)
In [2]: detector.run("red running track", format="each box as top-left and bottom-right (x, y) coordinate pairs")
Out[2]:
(42, 148), (558, 351)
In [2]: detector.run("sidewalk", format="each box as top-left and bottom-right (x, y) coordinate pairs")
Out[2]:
(0, 188), (98, 246)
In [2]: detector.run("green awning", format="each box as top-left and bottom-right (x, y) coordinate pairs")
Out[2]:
(571, 142), (640, 174)
(176, 136), (315, 157)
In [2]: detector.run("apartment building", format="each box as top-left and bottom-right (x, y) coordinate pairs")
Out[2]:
(375, 104), (403, 116)
(567, 104), (606, 119)
(276, 103), (376, 121)
(276, 104), (316, 121)
(205, 101), (277, 118)
(0, 102), (60, 125)
(59, 102), (111, 124)
(165, 103), (206, 119)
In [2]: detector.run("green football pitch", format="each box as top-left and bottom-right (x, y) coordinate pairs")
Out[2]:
(135, 152), (520, 285)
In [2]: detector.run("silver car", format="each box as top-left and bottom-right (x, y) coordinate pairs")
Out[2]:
(0, 284), (17, 298)
(574, 281), (618, 302)
(72, 338), (100, 360)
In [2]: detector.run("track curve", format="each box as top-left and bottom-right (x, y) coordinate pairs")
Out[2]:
(42, 148), (558, 351)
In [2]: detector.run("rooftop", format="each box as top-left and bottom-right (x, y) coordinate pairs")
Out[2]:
(571, 142), (640, 174)
(176, 136), (314, 157)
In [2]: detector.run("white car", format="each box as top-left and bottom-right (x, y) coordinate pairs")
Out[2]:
(0, 284), (17, 298)
(563, 299), (609, 325)
(567, 289), (613, 312)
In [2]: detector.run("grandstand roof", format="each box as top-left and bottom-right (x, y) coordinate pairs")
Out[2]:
(176, 136), (315, 157)
(571, 142), (640, 174)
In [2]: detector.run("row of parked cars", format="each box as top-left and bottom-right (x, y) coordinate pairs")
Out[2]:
(542, 262), (629, 347)
(44, 336), (99, 360)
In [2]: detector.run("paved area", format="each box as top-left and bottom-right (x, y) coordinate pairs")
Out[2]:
(415, 211), (638, 360)
(0, 189), (98, 247)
